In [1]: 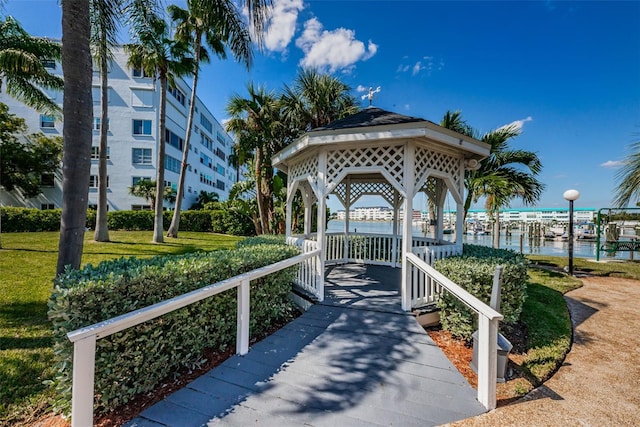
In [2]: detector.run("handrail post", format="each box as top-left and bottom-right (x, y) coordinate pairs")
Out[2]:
(236, 279), (250, 355)
(477, 315), (498, 410)
(71, 335), (97, 427)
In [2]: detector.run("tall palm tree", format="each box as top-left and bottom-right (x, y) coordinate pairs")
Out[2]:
(442, 111), (544, 248)
(56, 1), (93, 275)
(90, 0), (123, 242)
(281, 68), (360, 133)
(226, 83), (287, 234)
(126, 14), (193, 243)
(129, 179), (177, 207)
(166, 0), (260, 238)
(613, 138), (640, 208)
(0, 16), (63, 114)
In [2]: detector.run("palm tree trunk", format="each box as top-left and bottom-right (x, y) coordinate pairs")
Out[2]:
(153, 74), (167, 243)
(94, 33), (110, 242)
(254, 147), (269, 234)
(168, 33), (202, 238)
(493, 208), (500, 249)
(57, 0), (93, 275)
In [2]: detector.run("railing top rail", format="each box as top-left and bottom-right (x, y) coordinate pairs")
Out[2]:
(406, 252), (503, 321)
(67, 249), (320, 343)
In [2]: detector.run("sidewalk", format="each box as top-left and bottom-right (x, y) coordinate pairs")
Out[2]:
(446, 276), (640, 427)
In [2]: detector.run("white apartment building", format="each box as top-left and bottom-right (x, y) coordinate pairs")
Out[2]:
(453, 208), (596, 224)
(335, 206), (421, 221)
(0, 47), (237, 211)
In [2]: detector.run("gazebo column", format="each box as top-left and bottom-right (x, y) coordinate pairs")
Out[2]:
(401, 144), (416, 311)
(285, 190), (293, 239)
(344, 178), (351, 263)
(302, 189), (313, 236)
(391, 190), (399, 268)
(314, 152), (328, 302)
(435, 180), (447, 241)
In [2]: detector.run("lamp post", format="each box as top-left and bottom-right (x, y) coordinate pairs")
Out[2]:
(563, 189), (580, 275)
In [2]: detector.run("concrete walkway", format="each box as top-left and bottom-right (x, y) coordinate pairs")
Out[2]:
(125, 264), (486, 427)
(447, 275), (640, 427)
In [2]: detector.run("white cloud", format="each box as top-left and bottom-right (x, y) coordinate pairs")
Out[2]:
(262, 0), (304, 52)
(295, 18), (378, 72)
(397, 55), (442, 76)
(601, 160), (625, 168)
(500, 116), (533, 132)
(411, 61), (424, 76)
(356, 85), (368, 92)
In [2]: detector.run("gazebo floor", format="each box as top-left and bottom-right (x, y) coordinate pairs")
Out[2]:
(124, 264), (485, 427)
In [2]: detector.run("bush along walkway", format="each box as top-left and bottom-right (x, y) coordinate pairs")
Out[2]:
(447, 275), (640, 427)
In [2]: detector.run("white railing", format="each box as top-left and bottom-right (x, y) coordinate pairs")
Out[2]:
(66, 250), (320, 427)
(286, 236), (322, 299)
(406, 252), (503, 411)
(411, 244), (462, 307)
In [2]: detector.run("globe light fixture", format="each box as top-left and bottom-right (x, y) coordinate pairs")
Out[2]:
(563, 189), (580, 275)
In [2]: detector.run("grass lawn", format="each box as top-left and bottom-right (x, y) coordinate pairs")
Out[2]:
(528, 254), (640, 280)
(0, 231), (242, 423)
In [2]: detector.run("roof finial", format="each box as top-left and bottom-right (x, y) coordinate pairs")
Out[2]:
(361, 86), (381, 106)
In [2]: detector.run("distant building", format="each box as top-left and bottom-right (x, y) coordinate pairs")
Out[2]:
(439, 208), (597, 224)
(0, 46), (237, 211)
(335, 206), (421, 221)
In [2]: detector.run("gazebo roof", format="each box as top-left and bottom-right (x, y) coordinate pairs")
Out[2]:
(272, 106), (490, 172)
(311, 107), (426, 131)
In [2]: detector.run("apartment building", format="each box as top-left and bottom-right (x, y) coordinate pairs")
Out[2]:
(0, 47), (237, 211)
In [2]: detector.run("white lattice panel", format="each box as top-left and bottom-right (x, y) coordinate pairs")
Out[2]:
(289, 155), (318, 184)
(326, 145), (405, 189)
(415, 147), (460, 188)
(350, 182), (395, 205)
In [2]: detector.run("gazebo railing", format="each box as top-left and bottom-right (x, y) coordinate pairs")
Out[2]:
(410, 244), (462, 308)
(293, 232), (452, 267)
(407, 252), (502, 411)
(286, 236), (322, 299)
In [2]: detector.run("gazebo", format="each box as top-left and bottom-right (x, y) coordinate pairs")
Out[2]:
(272, 107), (490, 311)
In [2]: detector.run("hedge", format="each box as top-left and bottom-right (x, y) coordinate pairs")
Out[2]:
(48, 241), (299, 415)
(434, 244), (529, 341)
(0, 207), (255, 236)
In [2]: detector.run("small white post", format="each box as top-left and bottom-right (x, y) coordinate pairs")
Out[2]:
(71, 335), (97, 427)
(236, 279), (250, 355)
(344, 178), (351, 263)
(490, 266), (503, 312)
(392, 190), (399, 268)
(477, 315), (498, 410)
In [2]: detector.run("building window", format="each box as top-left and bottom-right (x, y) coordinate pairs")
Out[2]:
(131, 89), (154, 107)
(91, 146), (110, 160)
(132, 148), (152, 164)
(201, 132), (213, 151)
(216, 180), (225, 191)
(132, 68), (151, 78)
(89, 175), (109, 188)
(187, 186), (192, 193)
(216, 164), (225, 176)
(200, 153), (213, 169)
(93, 117), (110, 131)
(215, 147), (226, 161)
(200, 114), (212, 133)
(41, 203), (55, 210)
(131, 204), (152, 210)
(40, 174), (55, 187)
(165, 129), (184, 151)
(87, 204), (97, 210)
(165, 155), (181, 173)
(168, 85), (186, 106)
(132, 119), (152, 135)
(132, 176), (152, 185)
(40, 115), (55, 128)
(42, 59), (56, 69)
(216, 132), (226, 146)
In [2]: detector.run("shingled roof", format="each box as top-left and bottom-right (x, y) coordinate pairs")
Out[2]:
(311, 107), (428, 131)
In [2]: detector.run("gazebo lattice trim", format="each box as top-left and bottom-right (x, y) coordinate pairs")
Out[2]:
(326, 145), (405, 191)
(288, 154), (318, 186)
(333, 181), (396, 207)
(415, 146), (461, 189)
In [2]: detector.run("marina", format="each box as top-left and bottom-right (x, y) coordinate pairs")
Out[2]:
(327, 220), (634, 261)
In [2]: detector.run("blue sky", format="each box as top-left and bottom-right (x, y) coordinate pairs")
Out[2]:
(3, 0), (640, 212)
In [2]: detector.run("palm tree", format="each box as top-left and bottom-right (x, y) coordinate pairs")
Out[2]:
(126, 14), (193, 243)
(0, 16), (63, 114)
(613, 138), (640, 208)
(441, 111), (544, 248)
(56, 1), (93, 275)
(129, 179), (176, 207)
(281, 68), (360, 133)
(166, 0), (260, 238)
(90, 0), (123, 242)
(226, 83), (287, 234)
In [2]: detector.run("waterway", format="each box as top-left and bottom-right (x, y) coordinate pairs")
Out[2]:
(327, 219), (630, 261)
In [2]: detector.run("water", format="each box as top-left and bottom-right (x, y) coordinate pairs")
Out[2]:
(327, 219), (630, 261)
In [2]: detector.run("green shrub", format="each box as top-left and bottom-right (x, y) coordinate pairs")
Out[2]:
(1, 207), (62, 232)
(210, 209), (255, 236)
(434, 244), (529, 341)
(178, 210), (213, 232)
(237, 234), (286, 248)
(106, 210), (156, 231)
(48, 242), (299, 415)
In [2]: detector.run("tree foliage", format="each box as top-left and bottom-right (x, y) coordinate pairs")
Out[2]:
(613, 138), (640, 208)
(0, 102), (62, 198)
